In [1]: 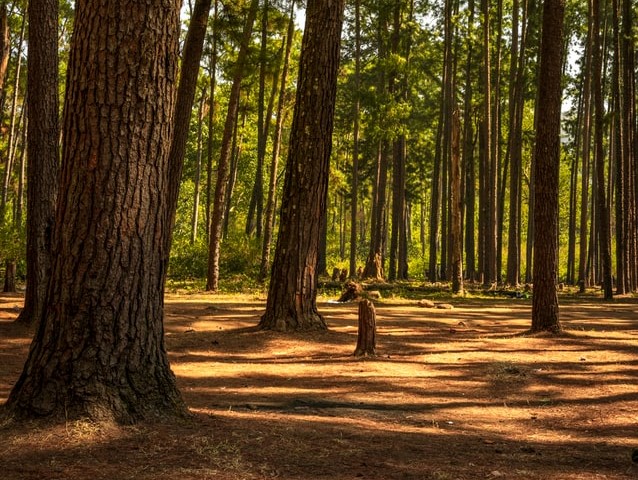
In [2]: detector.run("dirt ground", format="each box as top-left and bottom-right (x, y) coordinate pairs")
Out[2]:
(0, 289), (637, 480)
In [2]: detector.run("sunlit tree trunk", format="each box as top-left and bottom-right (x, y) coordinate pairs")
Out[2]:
(531, 0), (564, 333)
(6, 0), (186, 422)
(260, 0), (345, 331)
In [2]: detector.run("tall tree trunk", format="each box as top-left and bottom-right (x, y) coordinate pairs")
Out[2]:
(1, 15), (25, 221)
(592, 0), (613, 299)
(463, 0), (476, 282)
(577, 12), (593, 292)
(191, 90), (206, 244)
(246, 0), (270, 238)
(531, 0), (564, 333)
(259, 1), (295, 282)
(349, 0), (361, 279)
(205, 0), (219, 239)
(0, 3), (9, 95)
(164, 0), (213, 254)
(15, 0), (58, 327)
(259, 0), (345, 331)
(451, 106), (463, 293)
(7, 0), (186, 422)
(206, 0), (259, 291)
(223, 102), (246, 238)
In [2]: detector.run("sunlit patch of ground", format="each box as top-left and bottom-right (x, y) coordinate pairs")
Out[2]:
(1, 291), (637, 479)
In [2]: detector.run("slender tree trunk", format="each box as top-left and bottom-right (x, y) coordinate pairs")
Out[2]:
(191, 90), (206, 244)
(0, 3), (9, 95)
(206, 0), (259, 291)
(246, 0), (270, 238)
(531, 0), (564, 333)
(15, 0), (58, 327)
(349, 0), (361, 279)
(164, 0), (213, 254)
(451, 106), (463, 293)
(259, 0), (345, 331)
(463, 0), (476, 282)
(592, 0), (613, 300)
(7, 0), (186, 422)
(223, 103), (247, 238)
(205, 0), (219, 239)
(260, 1), (295, 282)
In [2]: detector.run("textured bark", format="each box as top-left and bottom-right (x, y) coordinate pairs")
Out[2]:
(531, 0), (564, 333)
(206, 0), (258, 291)
(354, 299), (376, 357)
(165, 0), (213, 253)
(349, 0), (361, 280)
(3, 259), (16, 292)
(6, 0), (186, 422)
(16, 0), (59, 327)
(259, 0), (345, 331)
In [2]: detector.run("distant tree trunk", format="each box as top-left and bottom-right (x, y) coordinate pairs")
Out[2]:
(259, 1), (295, 282)
(577, 13), (593, 292)
(223, 104), (246, 238)
(191, 90), (206, 244)
(592, 0), (613, 300)
(363, 142), (389, 280)
(463, 0), (476, 282)
(531, 0), (564, 333)
(246, 0), (270, 238)
(428, 113), (444, 282)
(207, 0), (259, 291)
(259, 0), (345, 331)
(6, 0), (186, 422)
(1, 15), (25, 221)
(349, 0), (361, 279)
(451, 106), (463, 293)
(15, 114), (27, 225)
(0, 3), (9, 94)
(15, 0), (59, 327)
(164, 0), (212, 253)
(205, 0), (219, 239)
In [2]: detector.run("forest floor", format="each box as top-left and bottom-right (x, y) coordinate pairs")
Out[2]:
(0, 287), (637, 480)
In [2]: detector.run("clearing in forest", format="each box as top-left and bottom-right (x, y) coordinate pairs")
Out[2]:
(1, 290), (637, 480)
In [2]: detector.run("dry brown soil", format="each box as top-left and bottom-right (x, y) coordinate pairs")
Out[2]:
(1, 290), (637, 480)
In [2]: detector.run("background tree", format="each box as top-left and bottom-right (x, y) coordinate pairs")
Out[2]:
(5, 0), (187, 422)
(260, 0), (345, 331)
(15, 0), (59, 327)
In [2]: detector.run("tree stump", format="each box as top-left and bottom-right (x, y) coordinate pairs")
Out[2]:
(3, 259), (16, 293)
(339, 268), (348, 282)
(354, 299), (376, 357)
(331, 267), (341, 281)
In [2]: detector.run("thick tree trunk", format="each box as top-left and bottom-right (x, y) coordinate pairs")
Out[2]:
(6, 0), (186, 422)
(531, 0), (564, 333)
(16, 0), (59, 327)
(259, 0), (345, 331)
(206, 0), (258, 291)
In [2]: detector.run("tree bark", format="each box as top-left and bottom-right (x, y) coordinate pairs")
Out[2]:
(15, 0), (59, 327)
(451, 106), (463, 293)
(6, 0), (186, 422)
(0, 3), (9, 95)
(354, 299), (376, 357)
(3, 258), (16, 292)
(259, 0), (345, 331)
(531, 0), (564, 333)
(206, 0), (259, 291)
(349, 0), (361, 279)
